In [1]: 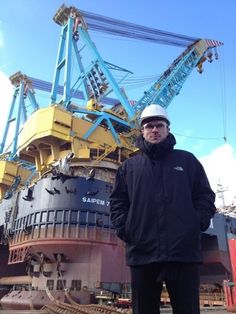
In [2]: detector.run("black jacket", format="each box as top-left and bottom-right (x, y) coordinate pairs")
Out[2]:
(110, 133), (216, 266)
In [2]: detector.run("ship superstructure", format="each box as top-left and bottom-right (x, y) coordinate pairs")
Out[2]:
(0, 4), (230, 311)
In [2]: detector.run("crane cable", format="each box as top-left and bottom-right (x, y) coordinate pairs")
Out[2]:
(219, 47), (227, 142)
(173, 133), (226, 141)
(81, 10), (199, 48)
(173, 51), (227, 143)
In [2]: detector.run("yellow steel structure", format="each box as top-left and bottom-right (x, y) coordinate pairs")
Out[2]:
(17, 105), (137, 173)
(0, 104), (137, 200)
(0, 160), (32, 199)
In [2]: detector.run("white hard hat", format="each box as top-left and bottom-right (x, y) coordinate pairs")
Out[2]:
(140, 104), (170, 125)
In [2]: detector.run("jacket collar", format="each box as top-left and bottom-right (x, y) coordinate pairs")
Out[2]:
(135, 133), (176, 159)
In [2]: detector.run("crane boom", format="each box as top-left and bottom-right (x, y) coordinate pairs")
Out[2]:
(134, 39), (221, 114)
(48, 5), (224, 126)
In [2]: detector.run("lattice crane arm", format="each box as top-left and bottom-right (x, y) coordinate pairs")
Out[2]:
(133, 39), (223, 120)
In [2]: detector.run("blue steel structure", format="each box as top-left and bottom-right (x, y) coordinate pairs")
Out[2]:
(133, 42), (219, 113)
(46, 5), (223, 139)
(0, 72), (39, 160)
(0, 4), (223, 160)
(50, 5), (134, 143)
(51, 8), (135, 118)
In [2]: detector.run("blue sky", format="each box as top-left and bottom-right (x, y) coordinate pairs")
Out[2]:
(0, 0), (236, 206)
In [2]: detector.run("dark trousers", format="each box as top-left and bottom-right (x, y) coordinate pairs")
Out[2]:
(130, 262), (200, 314)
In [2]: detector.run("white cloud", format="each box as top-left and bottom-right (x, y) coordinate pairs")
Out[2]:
(0, 71), (13, 143)
(200, 144), (236, 207)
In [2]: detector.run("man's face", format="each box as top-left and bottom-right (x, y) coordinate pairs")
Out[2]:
(141, 119), (169, 144)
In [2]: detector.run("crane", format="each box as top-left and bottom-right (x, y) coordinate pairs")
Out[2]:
(0, 4), (222, 163)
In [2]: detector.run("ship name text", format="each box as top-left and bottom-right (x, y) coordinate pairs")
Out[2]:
(82, 197), (109, 206)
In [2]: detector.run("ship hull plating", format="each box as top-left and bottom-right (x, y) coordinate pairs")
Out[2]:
(0, 174), (130, 309)
(200, 213), (236, 285)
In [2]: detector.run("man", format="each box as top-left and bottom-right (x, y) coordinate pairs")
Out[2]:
(110, 104), (216, 314)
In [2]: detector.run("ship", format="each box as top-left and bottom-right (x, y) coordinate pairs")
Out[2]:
(1, 4), (235, 312)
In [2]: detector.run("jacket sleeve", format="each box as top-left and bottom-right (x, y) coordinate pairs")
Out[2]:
(110, 165), (130, 242)
(192, 160), (216, 231)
